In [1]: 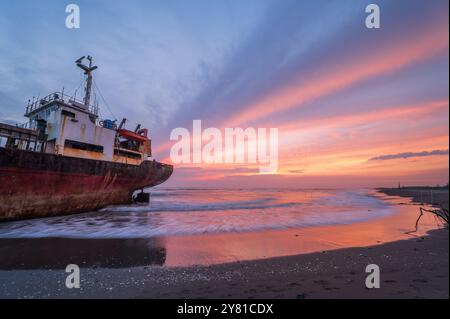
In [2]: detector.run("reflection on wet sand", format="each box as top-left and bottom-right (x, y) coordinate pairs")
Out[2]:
(0, 238), (166, 270)
(163, 196), (440, 266)
(0, 191), (442, 269)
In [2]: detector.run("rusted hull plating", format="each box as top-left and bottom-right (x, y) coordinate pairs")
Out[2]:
(0, 148), (173, 221)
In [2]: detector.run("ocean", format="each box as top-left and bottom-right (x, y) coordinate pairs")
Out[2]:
(0, 188), (437, 267)
(0, 188), (392, 238)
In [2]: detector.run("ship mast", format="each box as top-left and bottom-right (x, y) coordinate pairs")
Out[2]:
(75, 56), (98, 110)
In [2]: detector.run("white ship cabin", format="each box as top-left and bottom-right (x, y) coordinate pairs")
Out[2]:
(21, 56), (152, 165)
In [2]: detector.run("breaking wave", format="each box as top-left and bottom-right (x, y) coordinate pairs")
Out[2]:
(0, 189), (394, 239)
(103, 198), (299, 213)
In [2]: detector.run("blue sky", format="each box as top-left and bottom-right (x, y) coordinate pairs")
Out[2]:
(0, 0), (272, 128)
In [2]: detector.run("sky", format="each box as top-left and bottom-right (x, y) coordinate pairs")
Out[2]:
(0, 0), (448, 188)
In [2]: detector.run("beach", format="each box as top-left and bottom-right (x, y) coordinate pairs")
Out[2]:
(0, 188), (448, 299)
(378, 187), (449, 210)
(0, 230), (447, 299)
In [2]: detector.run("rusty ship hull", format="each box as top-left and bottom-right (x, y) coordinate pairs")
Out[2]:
(0, 147), (173, 221)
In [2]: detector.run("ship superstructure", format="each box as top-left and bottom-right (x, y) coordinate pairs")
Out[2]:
(22, 56), (151, 165)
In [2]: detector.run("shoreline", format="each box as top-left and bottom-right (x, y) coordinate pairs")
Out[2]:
(377, 186), (449, 210)
(0, 228), (447, 299)
(0, 189), (440, 269)
(0, 188), (448, 298)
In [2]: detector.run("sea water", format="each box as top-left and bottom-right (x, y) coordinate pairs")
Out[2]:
(0, 188), (437, 267)
(0, 188), (392, 239)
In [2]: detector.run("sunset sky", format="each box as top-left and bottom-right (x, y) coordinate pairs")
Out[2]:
(0, 0), (448, 188)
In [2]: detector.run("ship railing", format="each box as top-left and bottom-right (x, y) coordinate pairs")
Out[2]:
(19, 121), (37, 130)
(25, 92), (99, 117)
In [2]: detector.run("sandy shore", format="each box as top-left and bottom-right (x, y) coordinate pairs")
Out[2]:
(0, 229), (447, 299)
(0, 188), (448, 299)
(378, 187), (449, 210)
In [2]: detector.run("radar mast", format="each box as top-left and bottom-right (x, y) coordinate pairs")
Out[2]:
(75, 55), (98, 110)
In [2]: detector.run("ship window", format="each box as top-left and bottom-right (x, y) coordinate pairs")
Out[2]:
(114, 149), (142, 159)
(61, 110), (76, 118)
(65, 139), (103, 153)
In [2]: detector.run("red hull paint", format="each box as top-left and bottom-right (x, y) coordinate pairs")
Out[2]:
(0, 148), (173, 221)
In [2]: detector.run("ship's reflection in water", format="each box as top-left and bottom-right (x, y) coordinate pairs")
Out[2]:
(0, 238), (166, 270)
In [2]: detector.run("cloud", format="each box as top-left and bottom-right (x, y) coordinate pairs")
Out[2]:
(288, 169), (305, 174)
(221, 17), (449, 127)
(369, 150), (449, 161)
(0, 0), (272, 131)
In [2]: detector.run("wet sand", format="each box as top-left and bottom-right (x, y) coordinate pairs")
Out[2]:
(0, 192), (441, 269)
(0, 189), (448, 299)
(0, 229), (447, 299)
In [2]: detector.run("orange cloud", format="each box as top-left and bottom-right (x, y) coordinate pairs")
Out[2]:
(222, 21), (449, 127)
(159, 99), (448, 181)
(155, 19), (449, 186)
(274, 100), (448, 136)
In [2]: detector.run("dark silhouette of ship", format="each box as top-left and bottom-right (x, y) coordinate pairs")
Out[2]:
(0, 56), (172, 221)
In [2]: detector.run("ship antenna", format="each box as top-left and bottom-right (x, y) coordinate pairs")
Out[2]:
(75, 55), (98, 110)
